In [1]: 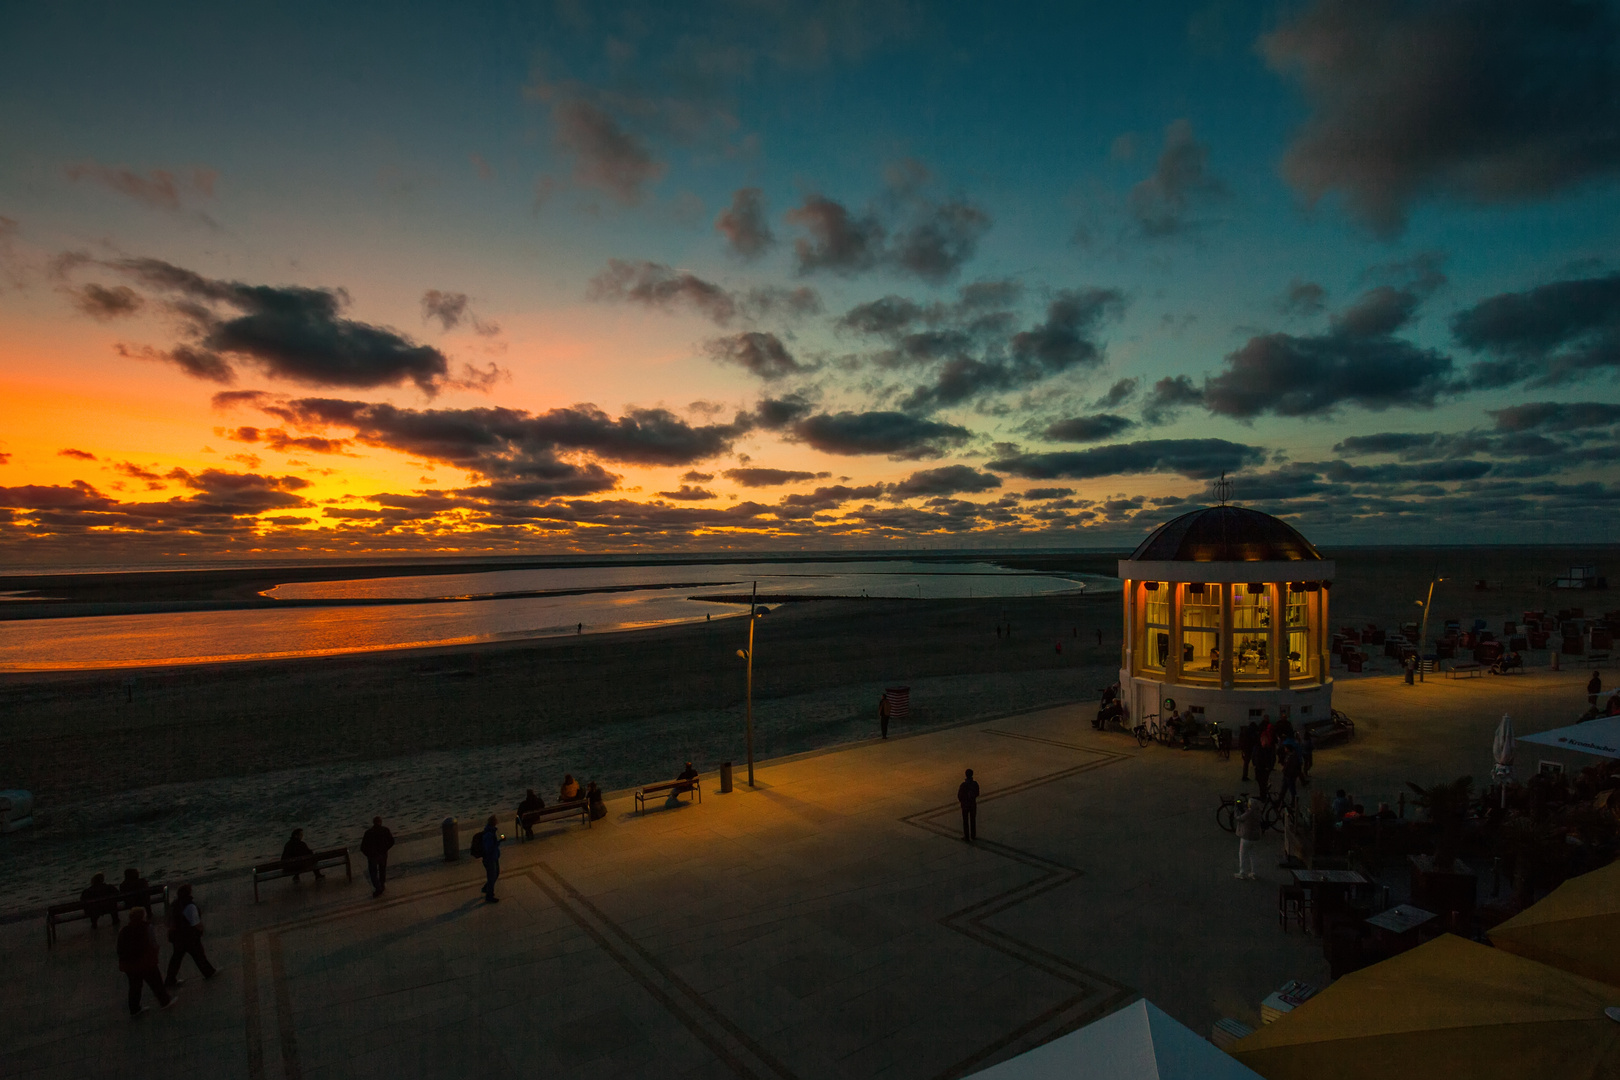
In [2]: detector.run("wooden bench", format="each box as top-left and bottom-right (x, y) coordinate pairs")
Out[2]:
(516, 800), (589, 838)
(634, 777), (701, 815)
(1446, 662), (1483, 678)
(1588, 652), (1612, 666)
(46, 884), (168, 947)
(252, 847), (351, 902)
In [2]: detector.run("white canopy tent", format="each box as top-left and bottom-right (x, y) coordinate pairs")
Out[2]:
(967, 1000), (1263, 1080)
(1519, 715), (1620, 760)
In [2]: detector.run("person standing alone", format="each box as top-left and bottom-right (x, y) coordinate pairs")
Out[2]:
(118, 908), (170, 1016)
(478, 815), (501, 903)
(361, 816), (395, 898)
(957, 769), (980, 842)
(1238, 721), (1257, 782)
(1234, 797), (1261, 880)
(1590, 671), (1603, 707)
(164, 883), (216, 988)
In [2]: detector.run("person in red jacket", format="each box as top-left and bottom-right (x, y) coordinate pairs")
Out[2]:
(117, 908), (171, 1016)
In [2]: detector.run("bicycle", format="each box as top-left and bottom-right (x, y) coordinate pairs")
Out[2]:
(1216, 791), (1285, 834)
(1131, 713), (1158, 748)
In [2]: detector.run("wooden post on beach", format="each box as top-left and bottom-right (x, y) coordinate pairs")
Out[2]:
(746, 580), (757, 787)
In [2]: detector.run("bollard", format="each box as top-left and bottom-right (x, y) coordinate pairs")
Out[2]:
(719, 761), (734, 794)
(442, 817), (460, 862)
(1551, 651), (1560, 671)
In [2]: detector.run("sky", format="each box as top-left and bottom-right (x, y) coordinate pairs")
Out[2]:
(3, 0), (1620, 564)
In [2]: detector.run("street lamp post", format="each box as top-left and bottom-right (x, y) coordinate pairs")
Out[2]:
(735, 580), (758, 787)
(1416, 573), (1445, 683)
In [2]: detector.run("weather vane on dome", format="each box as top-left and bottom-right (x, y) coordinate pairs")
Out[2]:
(1214, 471), (1232, 505)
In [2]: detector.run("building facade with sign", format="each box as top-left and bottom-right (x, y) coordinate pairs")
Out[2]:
(1117, 505), (1334, 731)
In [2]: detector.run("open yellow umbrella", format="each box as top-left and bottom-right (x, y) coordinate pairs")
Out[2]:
(1230, 935), (1620, 1080)
(1491, 859), (1620, 987)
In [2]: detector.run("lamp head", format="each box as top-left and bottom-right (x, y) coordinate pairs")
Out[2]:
(736, 649), (748, 660)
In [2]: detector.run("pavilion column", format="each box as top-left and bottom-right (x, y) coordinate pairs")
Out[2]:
(1168, 583), (1183, 683)
(1219, 583), (1234, 691)
(1273, 582), (1288, 690)
(1122, 580), (1134, 676)
(1316, 585), (1329, 685)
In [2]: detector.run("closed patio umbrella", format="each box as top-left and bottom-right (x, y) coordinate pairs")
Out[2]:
(1491, 859), (1620, 989)
(1230, 935), (1620, 1079)
(1493, 713), (1515, 806)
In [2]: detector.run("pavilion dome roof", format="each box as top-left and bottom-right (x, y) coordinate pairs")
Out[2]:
(1128, 505), (1322, 563)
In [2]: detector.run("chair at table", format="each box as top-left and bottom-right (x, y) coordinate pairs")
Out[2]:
(1278, 883), (1308, 931)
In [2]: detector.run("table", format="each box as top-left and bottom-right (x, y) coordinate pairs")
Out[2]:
(1291, 869), (1368, 885)
(1366, 904), (1437, 934)
(1292, 869), (1370, 935)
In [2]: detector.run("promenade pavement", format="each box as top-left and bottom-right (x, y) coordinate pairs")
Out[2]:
(1, 668), (1593, 1080)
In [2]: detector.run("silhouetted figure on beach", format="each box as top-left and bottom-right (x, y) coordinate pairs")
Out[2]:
(559, 774), (582, 802)
(517, 789), (545, 839)
(1590, 671), (1602, 706)
(879, 694), (891, 738)
(361, 817), (395, 897)
(118, 908), (170, 1016)
(164, 883), (216, 987)
(957, 769), (980, 842)
(282, 829), (323, 882)
(1096, 628), (1103, 647)
(120, 869), (152, 915)
(81, 873), (120, 928)
(478, 815), (501, 903)
(586, 781), (606, 821)
(577, 622), (583, 634)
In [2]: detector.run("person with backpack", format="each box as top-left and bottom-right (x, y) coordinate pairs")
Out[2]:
(118, 908), (171, 1016)
(164, 883), (216, 988)
(360, 817), (395, 898)
(473, 815), (501, 903)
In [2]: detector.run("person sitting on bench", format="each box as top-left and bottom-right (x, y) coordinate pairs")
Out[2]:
(668, 762), (699, 806)
(559, 774), (582, 802)
(586, 781), (606, 821)
(282, 829), (324, 882)
(81, 873), (121, 928)
(120, 869), (152, 914)
(517, 789), (546, 839)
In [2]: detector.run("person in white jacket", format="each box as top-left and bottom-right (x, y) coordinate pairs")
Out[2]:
(1234, 798), (1262, 880)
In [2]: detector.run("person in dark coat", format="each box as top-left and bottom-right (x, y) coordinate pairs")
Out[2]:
(360, 817), (395, 897)
(1590, 671), (1603, 706)
(282, 829), (323, 882)
(479, 815), (501, 903)
(1253, 737), (1277, 799)
(516, 789), (545, 839)
(81, 873), (121, 928)
(119, 868), (152, 914)
(164, 883), (216, 987)
(1238, 722), (1257, 782)
(117, 908), (170, 1016)
(585, 782), (606, 821)
(957, 769), (980, 842)
(878, 694), (891, 738)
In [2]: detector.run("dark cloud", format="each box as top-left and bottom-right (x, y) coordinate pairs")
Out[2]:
(1043, 413), (1138, 443)
(681, 471), (714, 482)
(715, 187), (774, 258)
(656, 485), (717, 501)
(1452, 272), (1620, 386)
(722, 467), (830, 487)
(551, 100), (666, 205)
(752, 394), (816, 430)
(1023, 487), (1076, 500)
(57, 448), (96, 461)
(788, 410), (973, 459)
(1128, 119), (1224, 237)
(1332, 432), (1445, 457)
(705, 331), (806, 380)
(64, 162), (216, 212)
(1094, 377), (1139, 410)
(1490, 401), (1620, 432)
(1011, 289), (1126, 372)
(988, 438), (1267, 480)
(1198, 285), (1453, 418)
(98, 258), (461, 393)
(590, 260), (738, 324)
(888, 200), (991, 284)
(1141, 375), (1205, 425)
(890, 465), (1002, 498)
(785, 195), (886, 275)
(223, 426), (355, 455)
(1262, 0), (1620, 234)
(1280, 279), (1326, 317)
(421, 290), (500, 336)
(777, 484), (887, 513)
(72, 283), (143, 319)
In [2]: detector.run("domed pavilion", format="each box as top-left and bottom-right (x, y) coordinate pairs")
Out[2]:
(1117, 504), (1334, 731)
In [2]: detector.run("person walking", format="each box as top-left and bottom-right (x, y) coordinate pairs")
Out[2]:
(1234, 797), (1261, 880)
(360, 817), (395, 898)
(1589, 671), (1603, 707)
(878, 694), (891, 739)
(1279, 742), (1302, 806)
(164, 884), (216, 987)
(117, 908), (170, 1016)
(1300, 729), (1315, 783)
(1253, 735), (1276, 799)
(1238, 721), (1256, 782)
(957, 769), (980, 842)
(478, 815), (501, 903)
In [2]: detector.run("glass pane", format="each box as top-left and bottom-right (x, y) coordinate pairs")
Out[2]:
(1183, 628), (1219, 671)
(1144, 588), (1169, 626)
(1232, 583), (1272, 630)
(1289, 629), (1309, 674)
(1234, 631), (1271, 677)
(1142, 629), (1168, 670)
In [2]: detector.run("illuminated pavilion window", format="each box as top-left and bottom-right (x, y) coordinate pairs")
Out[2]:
(1142, 583), (1169, 671)
(1286, 586), (1310, 675)
(1232, 583), (1272, 681)
(1181, 585), (1220, 676)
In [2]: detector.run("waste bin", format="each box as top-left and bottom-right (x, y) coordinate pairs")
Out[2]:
(442, 817), (460, 862)
(720, 762), (733, 794)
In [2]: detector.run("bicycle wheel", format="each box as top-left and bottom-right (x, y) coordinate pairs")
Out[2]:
(1216, 802), (1236, 833)
(1135, 726), (1151, 748)
(1261, 800), (1283, 831)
